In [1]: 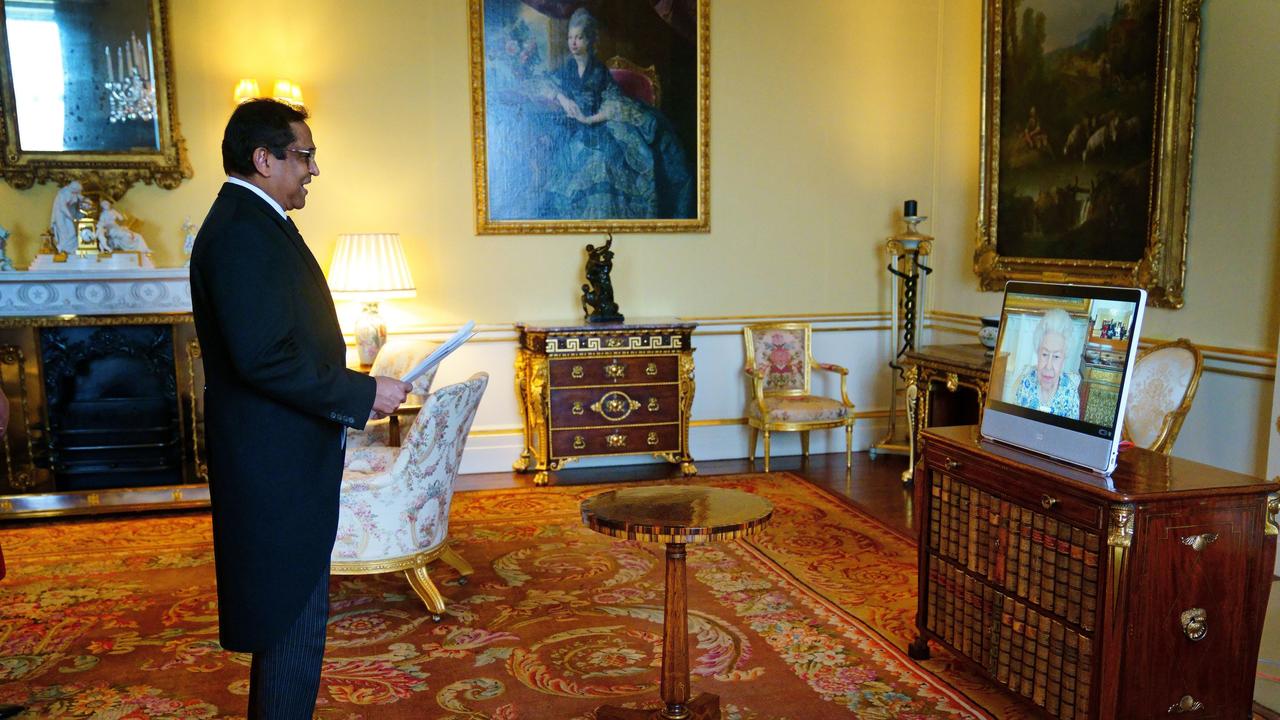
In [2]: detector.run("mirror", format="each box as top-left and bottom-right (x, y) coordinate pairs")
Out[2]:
(0, 0), (190, 198)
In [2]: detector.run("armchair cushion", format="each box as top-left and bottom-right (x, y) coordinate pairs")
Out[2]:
(748, 395), (850, 424)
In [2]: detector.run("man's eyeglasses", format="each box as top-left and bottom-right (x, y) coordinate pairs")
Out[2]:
(285, 147), (318, 164)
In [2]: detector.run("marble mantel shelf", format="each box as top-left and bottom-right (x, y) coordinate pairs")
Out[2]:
(0, 267), (192, 316)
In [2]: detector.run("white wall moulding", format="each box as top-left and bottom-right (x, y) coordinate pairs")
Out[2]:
(0, 269), (191, 317)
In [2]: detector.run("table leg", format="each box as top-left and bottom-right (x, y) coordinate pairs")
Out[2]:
(660, 542), (690, 716)
(597, 542), (720, 720)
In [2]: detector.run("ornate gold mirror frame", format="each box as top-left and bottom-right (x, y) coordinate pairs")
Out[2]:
(972, 0), (1202, 308)
(0, 0), (190, 198)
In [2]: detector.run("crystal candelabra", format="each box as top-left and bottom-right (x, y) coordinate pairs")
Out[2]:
(103, 33), (157, 123)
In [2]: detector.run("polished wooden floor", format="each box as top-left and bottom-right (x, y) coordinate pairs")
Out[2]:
(457, 450), (916, 536)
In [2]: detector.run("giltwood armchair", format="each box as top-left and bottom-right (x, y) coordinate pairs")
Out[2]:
(332, 372), (488, 621)
(1122, 338), (1203, 454)
(742, 323), (855, 472)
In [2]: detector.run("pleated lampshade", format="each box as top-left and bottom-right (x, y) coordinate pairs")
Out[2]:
(327, 233), (416, 301)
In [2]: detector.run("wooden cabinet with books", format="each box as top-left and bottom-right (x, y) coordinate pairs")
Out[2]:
(910, 425), (1277, 719)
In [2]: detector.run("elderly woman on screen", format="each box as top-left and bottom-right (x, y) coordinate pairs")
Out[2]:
(1013, 308), (1081, 420)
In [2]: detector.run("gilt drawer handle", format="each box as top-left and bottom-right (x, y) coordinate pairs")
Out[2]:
(571, 365), (585, 379)
(590, 391), (639, 422)
(1180, 532), (1218, 552)
(1179, 608), (1207, 642)
(1040, 494), (1058, 510)
(944, 459), (962, 471)
(606, 433), (626, 448)
(647, 431), (659, 446)
(1168, 695), (1204, 714)
(645, 362), (658, 376)
(571, 401), (584, 416)
(572, 435), (586, 450)
(605, 361), (626, 379)
(647, 397), (660, 412)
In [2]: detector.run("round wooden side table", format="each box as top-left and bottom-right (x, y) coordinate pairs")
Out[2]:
(580, 485), (773, 720)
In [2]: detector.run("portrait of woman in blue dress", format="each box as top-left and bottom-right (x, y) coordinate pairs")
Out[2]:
(482, 5), (695, 222)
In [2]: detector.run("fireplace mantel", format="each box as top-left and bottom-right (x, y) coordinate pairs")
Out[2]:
(0, 268), (192, 317)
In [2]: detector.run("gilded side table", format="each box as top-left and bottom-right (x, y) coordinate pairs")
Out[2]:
(581, 485), (774, 720)
(514, 319), (697, 486)
(901, 343), (992, 485)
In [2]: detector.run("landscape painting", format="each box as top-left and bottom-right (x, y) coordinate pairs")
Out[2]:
(973, 0), (1202, 308)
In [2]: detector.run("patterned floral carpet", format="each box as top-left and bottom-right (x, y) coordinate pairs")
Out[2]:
(0, 473), (1054, 718)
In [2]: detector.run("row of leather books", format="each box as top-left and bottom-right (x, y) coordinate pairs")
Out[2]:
(927, 560), (1095, 719)
(928, 475), (1100, 633)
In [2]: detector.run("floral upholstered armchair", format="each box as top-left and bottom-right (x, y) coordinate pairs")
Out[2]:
(347, 338), (440, 449)
(1122, 338), (1203, 454)
(742, 323), (855, 472)
(331, 372), (488, 621)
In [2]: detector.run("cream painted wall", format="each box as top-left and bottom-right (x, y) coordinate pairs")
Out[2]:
(0, 0), (944, 328)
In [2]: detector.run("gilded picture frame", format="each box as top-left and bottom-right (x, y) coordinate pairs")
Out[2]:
(0, 0), (191, 198)
(468, 0), (709, 234)
(972, 0), (1202, 308)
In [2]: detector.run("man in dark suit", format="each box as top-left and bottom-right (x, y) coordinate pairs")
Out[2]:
(190, 99), (412, 718)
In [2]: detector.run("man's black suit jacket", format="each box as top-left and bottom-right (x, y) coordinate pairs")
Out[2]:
(190, 182), (376, 652)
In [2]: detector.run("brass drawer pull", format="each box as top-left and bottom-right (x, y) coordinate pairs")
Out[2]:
(572, 435), (586, 450)
(944, 459), (962, 471)
(646, 362), (658, 376)
(1168, 695), (1204, 713)
(1040, 494), (1058, 510)
(606, 433), (626, 448)
(647, 397), (660, 412)
(1180, 608), (1207, 641)
(571, 365), (584, 379)
(604, 361), (625, 380)
(571, 401), (584, 416)
(647, 431), (659, 446)
(1180, 532), (1218, 552)
(590, 391), (639, 422)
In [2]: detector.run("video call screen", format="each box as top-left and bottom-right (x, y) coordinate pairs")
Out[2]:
(986, 290), (1140, 438)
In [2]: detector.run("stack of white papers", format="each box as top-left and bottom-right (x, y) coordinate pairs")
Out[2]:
(400, 321), (476, 383)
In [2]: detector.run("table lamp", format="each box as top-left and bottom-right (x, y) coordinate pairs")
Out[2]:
(327, 233), (416, 365)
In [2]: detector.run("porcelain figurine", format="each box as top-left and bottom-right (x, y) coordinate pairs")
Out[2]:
(96, 199), (151, 254)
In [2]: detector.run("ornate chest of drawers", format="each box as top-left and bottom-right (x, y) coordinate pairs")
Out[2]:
(911, 426), (1277, 719)
(514, 319), (697, 486)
